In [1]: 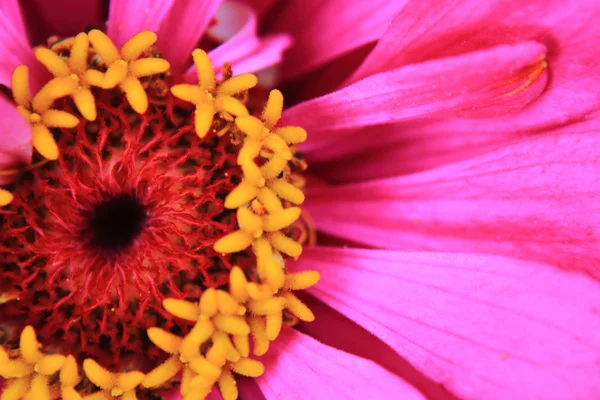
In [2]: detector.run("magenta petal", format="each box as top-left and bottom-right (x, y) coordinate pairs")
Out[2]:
(29, 0), (103, 39)
(157, 0), (222, 74)
(257, 327), (425, 400)
(295, 247), (600, 399)
(268, 0), (408, 80)
(282, 41), (547, 136)
(229, 34), (292, 75)
(0, 96), (31, 183)
(106, 0), (175, 47)
(306, 131), (600, 278)
(0, 2), (46, 89)
(347, 0), (600, 136)
(184, 1), (259, 81)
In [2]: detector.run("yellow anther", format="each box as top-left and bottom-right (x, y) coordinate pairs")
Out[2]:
(0, 359), (33, 378)
(262, 207), (302, 232)
(28, 113), (41, 123)
(236, 116), (267, 139)
(232, 334), (250, 358)
(120, 31), (157, 61)
(282, 292), (315, 322)
(11, 66), (79, 159)
(270, 232), (303, 258)
(216, 290), (242, 315)
(142, 356), (183, 389)
(246, 282), (275, 302)
(257, 188), (284, 214)
(69, 33), (90, 73)
(237, 207), (263, 238)
(264, 257), (285, 291)
(88, 29), (119, 64)
(188, 356), (221, 379)
(214, 230), (253, 253)
(28, 374), (51, 400)
(218, 370), (238, 400)
(263, 133), (292, 160)
(34, 354), (66, 375)
(240, 159), (266, 188)
(192, 49), (216, 90)
(260, 154), (288, 179)
(2, 377), (29, 400)
(163, 298), (200, 321)
(248, 297), (286, 315)
(20, 326), (43, 365)
(35, 47), (70, 76)
(199, 288), (218, 317)
(232, 358), (265, 378)
(173, 49), (256, 138)
(117, 371), (145, 392)
(269, 179), (305, 204)
(217, 74), (258, 96)
(262, 89), (284, 129)
(238, 138), (262, 164)
(180, 320), (215, 361)
(147, 328), (183, 354)
(82, 359), (115, 391)
(213, 314), (250, 335)
(41, 109), (79, 128)
(180, 366), (196, 397)
(121, 76), (148, 113)
(229, 267), (249, 303)
(284, 271), (321, 290)
(130, 58), (170, 78)
(274, 126), (308, 144)
(88, 29), (169, 113)
(31, 125), (59, 161)
(61, 386), (82, 400)
(194, 102), (216, 138)
(0, 188), (14, 206)
(60, 355), (80, 387)
(266, 313), (283, 341)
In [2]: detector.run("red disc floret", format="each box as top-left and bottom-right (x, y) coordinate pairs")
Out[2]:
(0, 89), (250, 370)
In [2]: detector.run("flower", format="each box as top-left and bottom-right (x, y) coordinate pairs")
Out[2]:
(1, 1), (600, 400)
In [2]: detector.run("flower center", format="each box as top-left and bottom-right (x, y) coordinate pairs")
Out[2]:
(86, 193), (147, 252)
(0, 29), (318, 400)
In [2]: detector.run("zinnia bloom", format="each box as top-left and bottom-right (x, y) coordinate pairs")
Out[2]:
(1, 1), (599, 400)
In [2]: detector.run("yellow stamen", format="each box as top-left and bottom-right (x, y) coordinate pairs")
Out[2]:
(262, 89), (284, 129)
(20, 326), (43, 365)
(218, 370), (238, 400)
(120, 31), (157, 61)
(262, 207), (302, 232)
(281, 292), (315, 322)
(0, 188), (14, 206)
(284, 271), (321, 290)
(214, 230), (253, 253)
(82, 359), (115, 391)
(34, 355), (66, 375)
(163, 298), (200, 321)
(270, 232), (303, 258)
(192, 49), (216, 90)
(199, 288), (218, 317)
(231, 358), (264, 378)
(147, 328), (183, 354)
(142, 356), (183, 389)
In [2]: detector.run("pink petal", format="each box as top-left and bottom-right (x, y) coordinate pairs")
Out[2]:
(298, 294), (460, 400)
(243, 0), (277, 16)
(257, 327), (425, 400)
(0, 95), (31, 183)
(26, 0), (103, 42)
(343, 0), (600, 150)
(306, 131), (600, 278)
(295, 247), (600, 400)
(282, 41), (547, 136)
(229, 34), (292, 75)
(157, 0), (222, 74)
(0, 2), (47, 89)
(306, 115), (598, 181)
(106, 0), (175, 47)
(267, 0), (408, 80)
(184, 1), (259, 81)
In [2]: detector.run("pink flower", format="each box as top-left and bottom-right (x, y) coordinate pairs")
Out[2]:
(1, 1), (599, 400)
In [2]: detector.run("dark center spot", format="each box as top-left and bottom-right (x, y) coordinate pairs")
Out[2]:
(87, 193), (147, 251)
